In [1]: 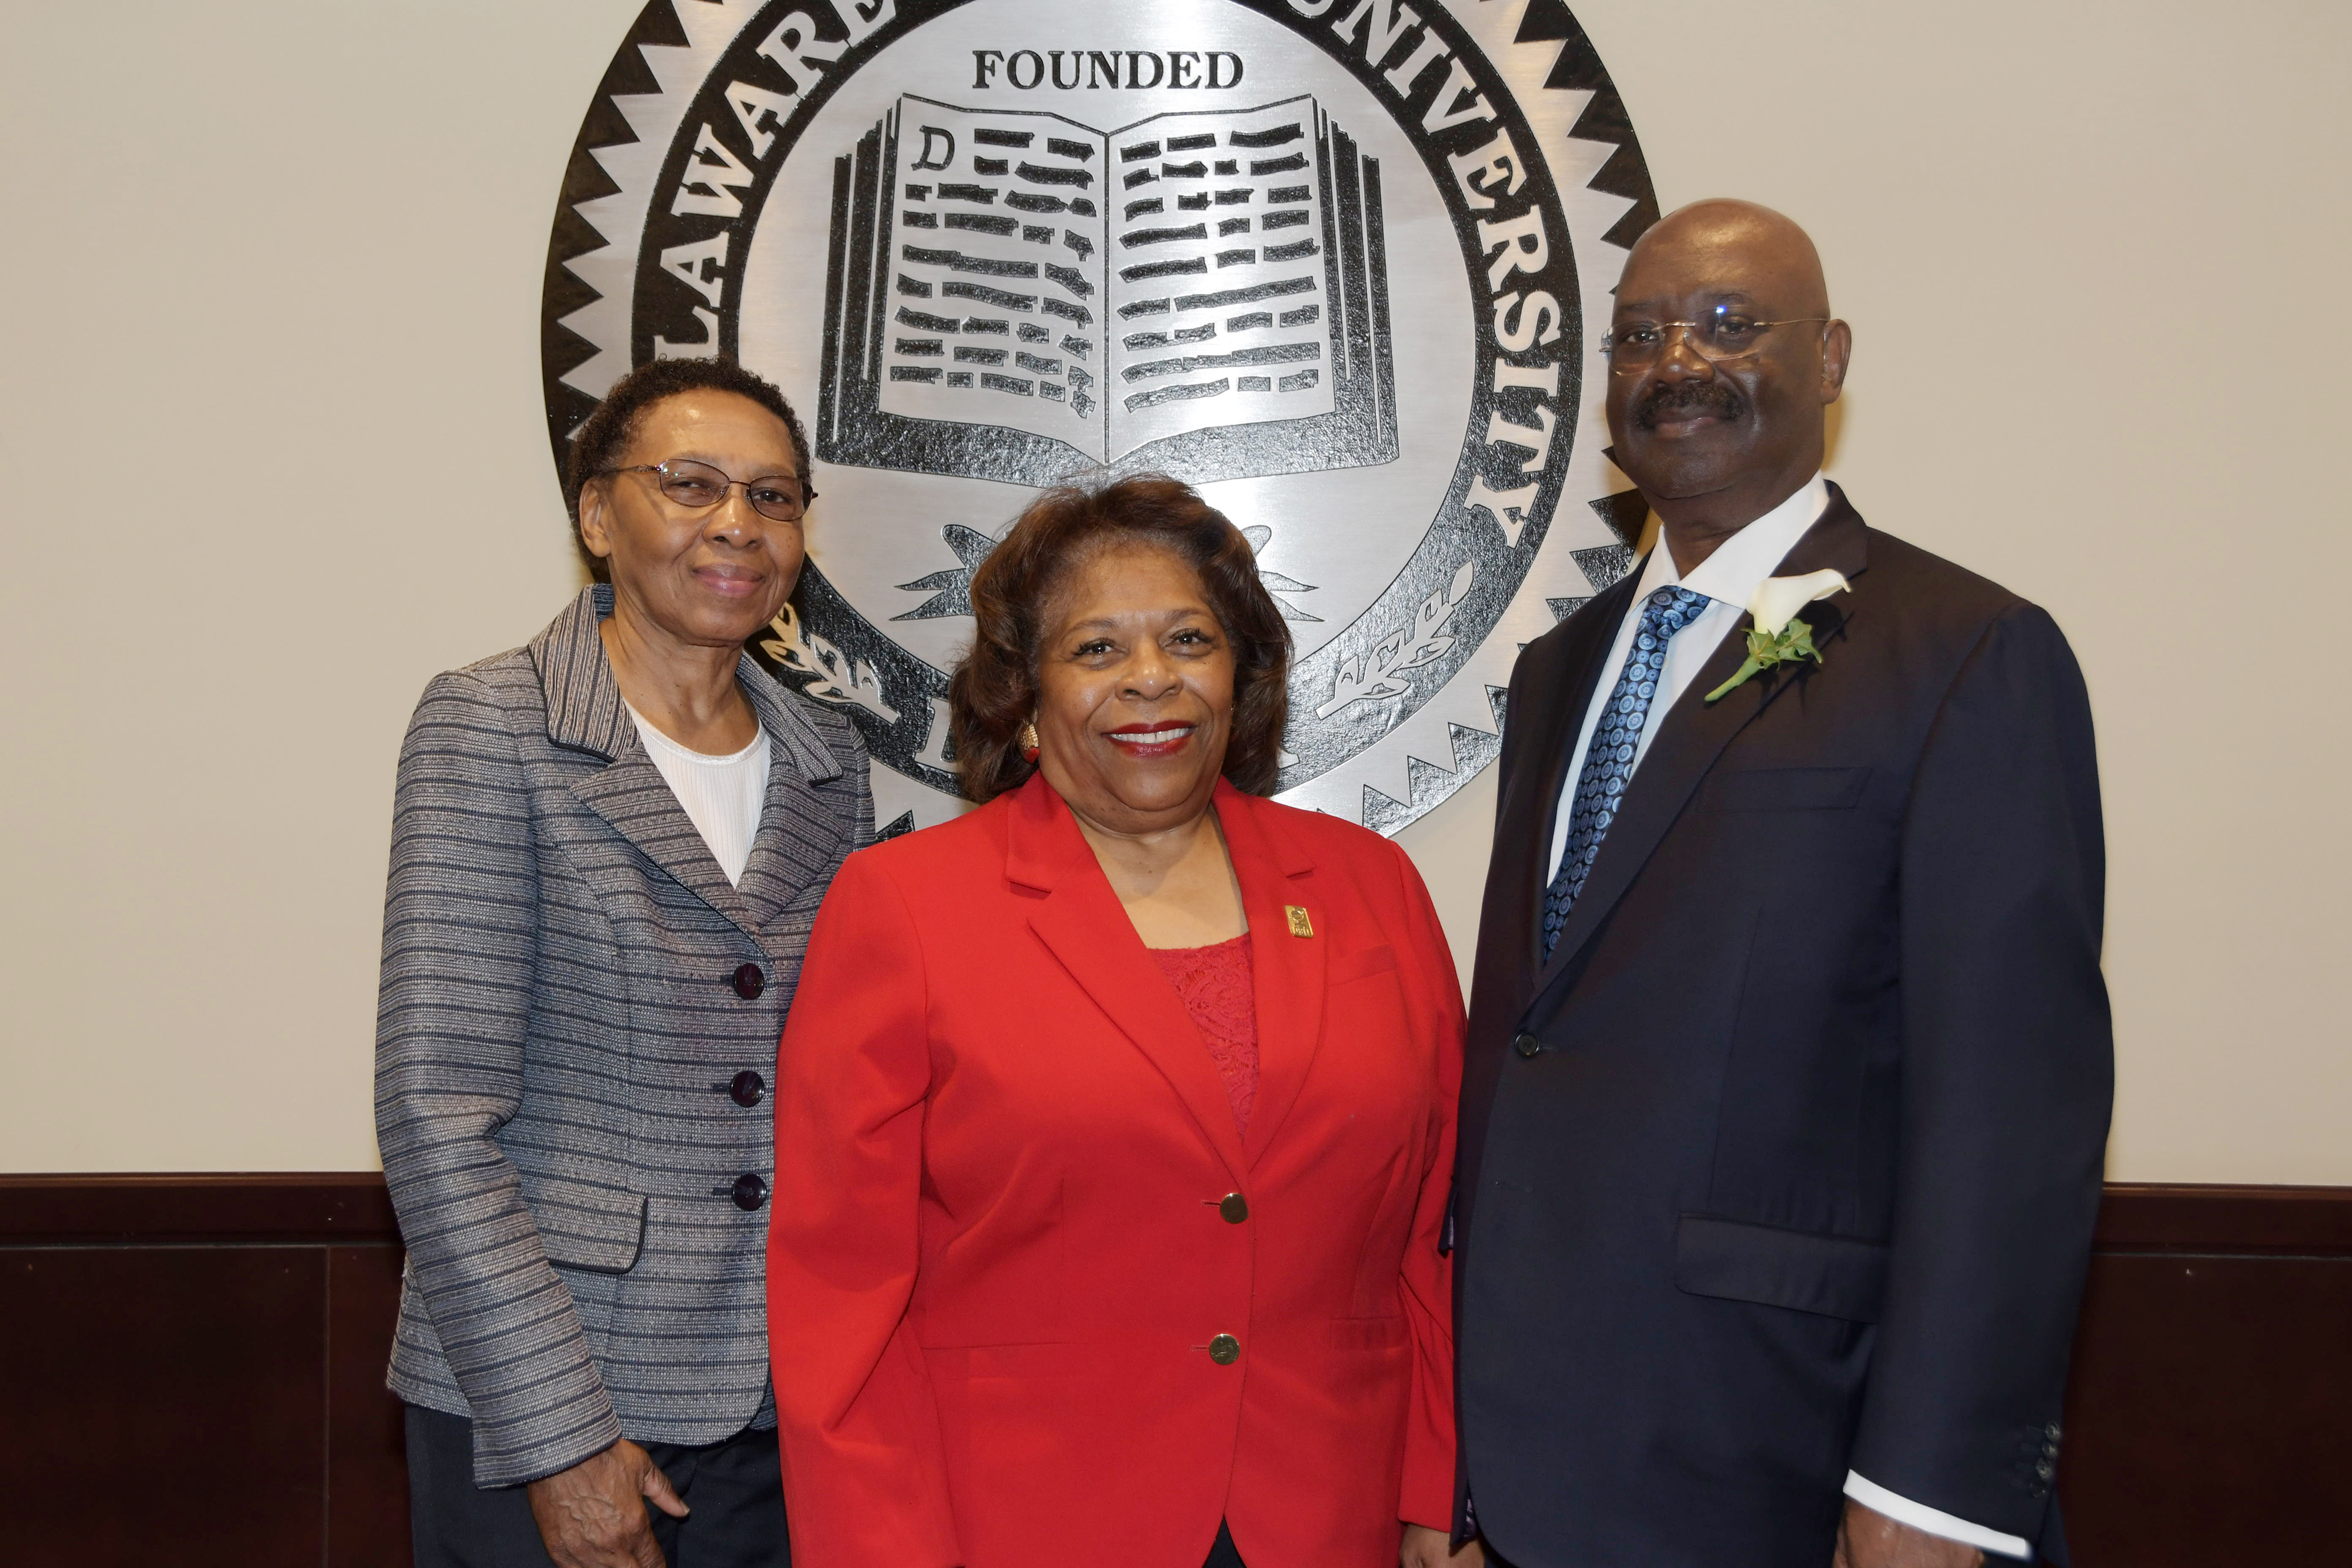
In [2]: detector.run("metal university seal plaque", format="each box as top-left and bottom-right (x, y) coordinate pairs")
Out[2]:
(543, 0), (1656, 837)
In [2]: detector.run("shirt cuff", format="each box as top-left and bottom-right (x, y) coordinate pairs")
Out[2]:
(1844, 1472), (2031, 1560)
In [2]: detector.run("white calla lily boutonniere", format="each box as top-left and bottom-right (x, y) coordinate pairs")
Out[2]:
(1705, 569), (1852, 703)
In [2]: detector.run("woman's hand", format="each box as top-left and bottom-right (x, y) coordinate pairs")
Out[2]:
(526, 1439), (689, 1568)
(1403, 1523), (1484, 1568)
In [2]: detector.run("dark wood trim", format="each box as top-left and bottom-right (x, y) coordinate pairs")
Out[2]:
(10, 1173), (2343, 1253)
(2062, 1213), (2352, 1564)
(0, 1179), (410, 1568)
(0, 1172), (400, 1245)
(2, 1175), (2347, 1567)
(2090, 1181), (2352, 1255)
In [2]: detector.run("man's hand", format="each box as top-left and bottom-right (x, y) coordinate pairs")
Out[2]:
(1832, 1500), (1983, 1568)
(1402, 1523), (1485, 1568)
(526, 1439), (689, 1568)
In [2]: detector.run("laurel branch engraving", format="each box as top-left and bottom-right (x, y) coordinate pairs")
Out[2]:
(1312, 560), (1475, 720)
(760, 602), (901, 723)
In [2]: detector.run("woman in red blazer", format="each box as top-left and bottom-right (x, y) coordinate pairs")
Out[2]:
(768, 476), (1472, 1568)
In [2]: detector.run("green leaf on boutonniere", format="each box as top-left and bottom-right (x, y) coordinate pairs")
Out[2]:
(1705, 616), (1823, 703)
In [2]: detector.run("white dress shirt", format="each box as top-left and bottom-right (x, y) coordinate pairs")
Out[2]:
(627, 704), (771, 887)
(1547, 472), (1830, 882)
(1546, 472), (2030, 1562)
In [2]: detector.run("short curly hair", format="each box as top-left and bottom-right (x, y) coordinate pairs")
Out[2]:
(948, 474), (1292, 804)
(563, 357), (812, 579)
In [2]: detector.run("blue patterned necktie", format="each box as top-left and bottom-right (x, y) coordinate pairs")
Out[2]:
(1541, 586), (1713, 960)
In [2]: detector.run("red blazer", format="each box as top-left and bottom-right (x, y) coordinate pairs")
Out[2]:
(768, 775), (1462, 1568)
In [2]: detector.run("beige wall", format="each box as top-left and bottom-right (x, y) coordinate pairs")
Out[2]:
(2, 1), (2343, 1180)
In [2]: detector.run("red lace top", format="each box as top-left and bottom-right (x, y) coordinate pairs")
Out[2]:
(1147, 934), (1259, 1135)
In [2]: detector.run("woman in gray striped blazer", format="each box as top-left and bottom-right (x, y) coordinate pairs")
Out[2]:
(376, 357), (867, 1568)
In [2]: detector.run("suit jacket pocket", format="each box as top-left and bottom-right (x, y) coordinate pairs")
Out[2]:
(520, 1171), (648, 1274)
(1325, 1316), (1410, 1352)
(1710, 765), (1871, 812)
(1329, 943), (1399, 984)
(956, 1342), (1107, 1379)
(1673, 1213), (1889, 1322)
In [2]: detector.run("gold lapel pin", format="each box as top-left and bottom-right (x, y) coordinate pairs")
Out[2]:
(1285, 905), (1314, 938)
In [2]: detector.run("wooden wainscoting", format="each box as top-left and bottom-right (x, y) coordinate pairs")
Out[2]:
(2059, 1185), (2352, 1564)
(0, 1175), (407, 1568)
(2, 1176), (2347, 1567)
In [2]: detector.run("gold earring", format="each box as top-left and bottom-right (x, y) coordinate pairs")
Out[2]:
(1018, 720), (1040, 762)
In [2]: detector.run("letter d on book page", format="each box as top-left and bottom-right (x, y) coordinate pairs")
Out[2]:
(878, 97), (1110, 456)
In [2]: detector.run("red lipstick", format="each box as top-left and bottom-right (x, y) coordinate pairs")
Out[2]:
(1104, 721), (1195, 760)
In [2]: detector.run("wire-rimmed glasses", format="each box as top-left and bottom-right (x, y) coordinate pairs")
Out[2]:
(600, 458), (816, 522)
(1599, 305), (1832, 373)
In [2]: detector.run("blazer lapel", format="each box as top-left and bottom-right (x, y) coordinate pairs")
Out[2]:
(534, 584), (755, 933)
(1529, 489), (1872, 998)
(734, 661), (850, 936)
(1213, 785), (1325, 1168)
(1010, 779), (1251, 1184)
(534, 585), (634, 758)
(572, 757), (756, 927)
(1513, 573), (1646, 974)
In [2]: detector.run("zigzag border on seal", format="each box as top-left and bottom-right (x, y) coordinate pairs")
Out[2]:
(536, 0), (1660, 837)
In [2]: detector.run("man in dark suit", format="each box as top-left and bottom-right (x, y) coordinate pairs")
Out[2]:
(1451, 200), (2112, 1568)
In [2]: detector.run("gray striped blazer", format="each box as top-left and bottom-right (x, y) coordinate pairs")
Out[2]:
(375, 584), (869, 1487)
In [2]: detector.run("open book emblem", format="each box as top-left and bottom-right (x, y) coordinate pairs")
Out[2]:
(818, 95), (1397, 487)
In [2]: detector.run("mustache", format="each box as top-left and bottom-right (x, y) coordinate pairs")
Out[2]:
(1634, 378), (1745, 429)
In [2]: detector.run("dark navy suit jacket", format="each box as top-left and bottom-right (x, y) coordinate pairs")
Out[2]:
(1453, 486), (2112, 1566)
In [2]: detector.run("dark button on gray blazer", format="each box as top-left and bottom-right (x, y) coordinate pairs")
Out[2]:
(376, 585), (870, 1486)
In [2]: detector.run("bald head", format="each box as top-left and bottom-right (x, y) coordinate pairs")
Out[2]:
(1603, 199), (1850, 564)
(1626, 199), (1830, 319)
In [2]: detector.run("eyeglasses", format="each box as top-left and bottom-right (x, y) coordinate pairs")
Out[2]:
(600, 458), (816, 522)
(1599, 305), (1832, 373)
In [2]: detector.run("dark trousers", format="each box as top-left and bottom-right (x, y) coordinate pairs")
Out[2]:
(1205, 1520), (1245, 1567)
(405, 1405), (789, 1568)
